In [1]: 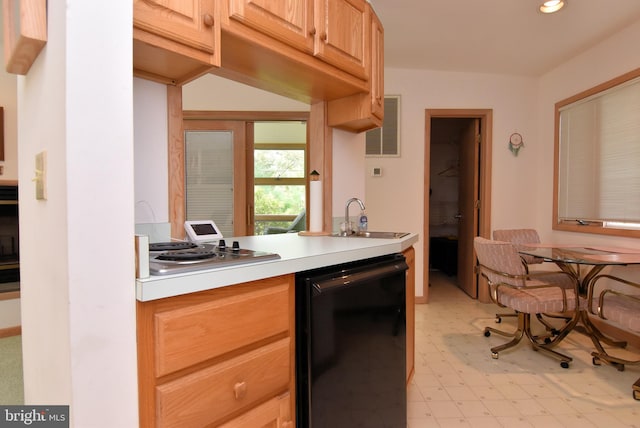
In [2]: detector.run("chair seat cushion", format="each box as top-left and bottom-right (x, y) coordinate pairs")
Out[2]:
(595, 294), (640, 333)
(497, 284), (578, 314)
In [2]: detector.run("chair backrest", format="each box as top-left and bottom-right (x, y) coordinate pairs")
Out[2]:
(474, 237), (527, 287)
(492, 229), (542, 265)
(288, 209), (306, 232)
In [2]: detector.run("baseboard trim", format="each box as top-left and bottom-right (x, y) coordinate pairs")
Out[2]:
(0, 290), (20, 301)
(0, 326), (21, 338)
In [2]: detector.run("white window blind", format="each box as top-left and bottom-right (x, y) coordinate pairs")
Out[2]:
(558, 76), (640, 223)
(185, 130), (234, 237)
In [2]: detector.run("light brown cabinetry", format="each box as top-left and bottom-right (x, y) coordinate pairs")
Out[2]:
(227, 0), (315, 53)
(219, 392), (293, 428)
(403, 246), (415, 384)
(132, 0), (384, 132)
(218, 0), (369, 104)
(370, 9), (385, 120)
(327, 2), (384, 132)
(225, 0), (368, 80)
(133, 0), (220, 84)
(137, 275), (295, 427)
(313, 0), (369, 80)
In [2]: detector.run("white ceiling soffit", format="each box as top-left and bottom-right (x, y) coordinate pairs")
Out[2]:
(369, 0), (640, 76)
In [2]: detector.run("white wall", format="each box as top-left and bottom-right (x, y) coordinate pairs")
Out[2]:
(536, 19), (640, 250)
(134, 78), (169, 224)
(371, 70), (538, 297)
(19, 3), (138, 427)
(184, 74), (310, 111)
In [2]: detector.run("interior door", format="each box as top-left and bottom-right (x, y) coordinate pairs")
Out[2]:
(183, 121), (248, 237)
(457, 119), (480, 298)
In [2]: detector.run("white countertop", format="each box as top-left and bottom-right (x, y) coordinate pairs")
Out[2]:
(136, 232), (419, 301)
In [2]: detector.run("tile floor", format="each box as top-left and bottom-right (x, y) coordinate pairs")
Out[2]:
(409, 271), (640, 427)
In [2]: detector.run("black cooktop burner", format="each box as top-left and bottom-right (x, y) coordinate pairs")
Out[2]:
(156, 249), (217, 261)
(149, 241), (198, 252)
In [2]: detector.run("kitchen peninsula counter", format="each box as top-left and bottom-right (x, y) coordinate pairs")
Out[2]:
(136, 232), (418, 301)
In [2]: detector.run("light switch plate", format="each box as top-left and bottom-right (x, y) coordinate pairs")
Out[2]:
(35, 151), (46, 200)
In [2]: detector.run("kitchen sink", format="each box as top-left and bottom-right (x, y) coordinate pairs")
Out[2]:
(333, 231), (410, 239)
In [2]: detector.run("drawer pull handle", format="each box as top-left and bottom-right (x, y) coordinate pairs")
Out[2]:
(203, 13), (214, 27)
(234, 381), (247, 400)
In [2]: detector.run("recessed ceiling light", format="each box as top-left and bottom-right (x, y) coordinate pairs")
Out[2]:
(540, 0), (566, 14)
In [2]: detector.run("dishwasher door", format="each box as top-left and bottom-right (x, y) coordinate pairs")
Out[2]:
(296, 254), (408, 428)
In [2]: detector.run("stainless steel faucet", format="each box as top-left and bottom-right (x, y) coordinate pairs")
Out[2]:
(342, 198), (366, 235)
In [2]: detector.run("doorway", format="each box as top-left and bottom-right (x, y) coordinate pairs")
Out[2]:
(423, 109), (492, 303)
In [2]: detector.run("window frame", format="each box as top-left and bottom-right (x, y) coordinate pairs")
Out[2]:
(553, 67), (640, 238)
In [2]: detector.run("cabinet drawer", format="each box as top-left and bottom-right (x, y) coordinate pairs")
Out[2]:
(156, 338), (290, 428)
(154, 279), (290, 377)
(218, 392), (292, 428)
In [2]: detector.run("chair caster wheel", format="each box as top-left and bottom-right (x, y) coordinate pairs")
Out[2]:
(592, 357), (601, 366)
(484, 330), (491, 337)
(495, 317), (502, 324)
(560, 361), (570, 369)
(491, 352), (499, 359)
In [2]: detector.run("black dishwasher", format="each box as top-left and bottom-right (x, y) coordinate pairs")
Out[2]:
(295, 254), (408, 428)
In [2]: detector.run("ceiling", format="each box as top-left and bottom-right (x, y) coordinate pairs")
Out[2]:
(369, 0), (640, 76)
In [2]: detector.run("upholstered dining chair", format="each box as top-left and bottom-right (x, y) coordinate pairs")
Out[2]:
(491, 229), (543, 325)
(492, 229), (572, 334)
(474, 237), (580, 368)
(493, 229), (543, 268)
(587, 274), (640, 400)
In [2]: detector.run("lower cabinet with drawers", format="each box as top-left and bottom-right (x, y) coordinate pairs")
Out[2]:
(137, 274), (296, 427)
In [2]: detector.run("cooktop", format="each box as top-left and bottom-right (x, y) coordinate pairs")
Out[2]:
(148, 240), (280, 275)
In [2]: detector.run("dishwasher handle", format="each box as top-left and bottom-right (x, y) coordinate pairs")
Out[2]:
(311, 259), (408, 296)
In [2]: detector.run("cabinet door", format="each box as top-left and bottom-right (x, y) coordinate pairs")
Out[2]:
(314, 0), (369, 80)
(370, 8), (384, 120)
(228, 0), (314, 53)
(134, 0), (217, 54)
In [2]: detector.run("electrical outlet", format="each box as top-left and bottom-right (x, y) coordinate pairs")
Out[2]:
(35, 151), (47, 200)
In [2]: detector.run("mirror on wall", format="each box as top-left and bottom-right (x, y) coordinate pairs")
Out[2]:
(553, 68), (640, 237)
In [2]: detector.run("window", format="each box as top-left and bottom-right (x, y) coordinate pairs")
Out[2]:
(365, 95), (400, 156)
(253, 121), (307, 235)
(554, 68), (640, 237)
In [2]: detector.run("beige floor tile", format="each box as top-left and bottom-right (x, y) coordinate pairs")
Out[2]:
(412, 271), (640, 427)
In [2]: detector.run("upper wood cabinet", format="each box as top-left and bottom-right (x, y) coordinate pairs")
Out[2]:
(133, 0), (220, 84)
(133, 0), (384, 132)
(226, 0), (368, 80)
(326, 2), (383, 133)
(227, 0), (315, 53)
(370, 8), (384, 120)
(313, 0), (369, 81)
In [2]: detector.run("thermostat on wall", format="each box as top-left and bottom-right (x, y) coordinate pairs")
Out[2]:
(184, 220), (223, 243)
(371, 167), (383, 177)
